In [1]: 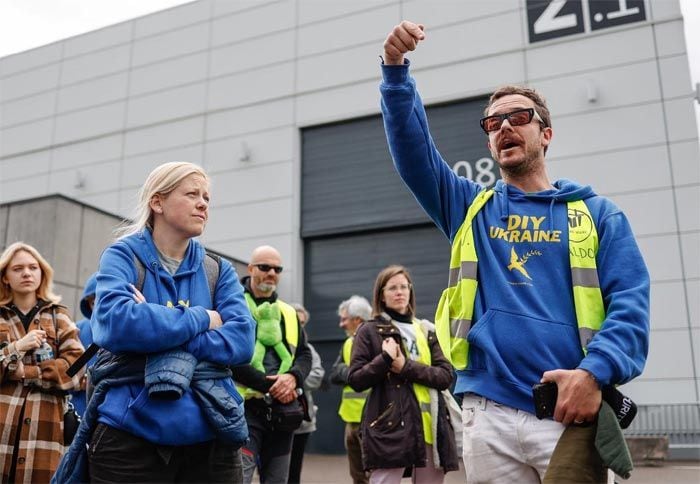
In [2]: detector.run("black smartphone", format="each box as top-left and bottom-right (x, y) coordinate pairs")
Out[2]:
(532, 381), (558, 419)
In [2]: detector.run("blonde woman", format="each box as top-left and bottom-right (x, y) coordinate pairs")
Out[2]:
(54, 162), (255, 483)
(0, 242), (84, 483)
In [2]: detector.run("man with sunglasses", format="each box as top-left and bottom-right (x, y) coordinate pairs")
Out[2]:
(232, 245), (312, 484)
(379, 21), (649, 483)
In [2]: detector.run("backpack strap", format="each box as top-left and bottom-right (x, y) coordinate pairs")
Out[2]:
(133, 250), (221, 302)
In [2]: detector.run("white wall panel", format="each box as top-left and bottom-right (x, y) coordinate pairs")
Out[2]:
(212, 0), (278, 17)
(621, 379), (696, 404)
(133, 1), (210, 38)
(0, 90), (56, 128)
(127, 83), (206, 127)
(693, 329), (700, 380)
(650, 281), (689, 330)
(0, 64), (60, 102)
(54, 103), (125, 144)
(214, 162), (292, 206)
(297, 5), (394, 57)
(0, 174), (50, 202)
(649, 0), (683, 21)
(527, 27), (654, 80)
(670, 140), (700, 185)
(297, 0), (390, 25)
(417, 52), (525, 103)
(654, 19), (687, 57)
(643, 329), (694, 379)
(120, 144), (203, 187)
(205, 127), (294, 173)
(210, 31), (295, 78)
(548, 145), (672, 195)
(689, 280), (699, 328)
(0, 118), (53, 156)
(0, 43), (62, 78)
(207, 198), (293, 241)
(60, 45), (131, 85)
(403, 0), (519, 28)
(57, 73), (128, 113)
(79, 190), (121, 216)
(207, 233), (292, 271)
(132, 23), (209, 67)
(211, 1), (295, 47)
(659, 54), (694, 99)
(550, 103), (666, 159)
(297, 43), (378, 92)
(665, 97), (699, 142)
(206, 99), (294, 139)
(49, 160), (122, 198)
(63, 23), (132, 58)
(295, 80), (380, 126)
(207, 63), (295, 110)
(609, 189), (678, 237)
(406, 11), (524, 69)
(533, 61), (661, 117)
(130, 52), (208, 96)
(51, 135), (122, 171)
(638, 234), (684, 282)
(0, 151), (50, 181)
(676, 185), (700, 231)
(681, 232), (700, 279)
(124, 117), (204, 156)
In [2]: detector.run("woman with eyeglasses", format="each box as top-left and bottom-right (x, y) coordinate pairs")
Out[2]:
(347, 265), (459, 483)
(0, 242), (84, 483)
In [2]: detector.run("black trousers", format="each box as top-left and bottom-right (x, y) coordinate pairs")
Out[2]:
(287, 432), (310, 484)
(88, 423), (243, 483)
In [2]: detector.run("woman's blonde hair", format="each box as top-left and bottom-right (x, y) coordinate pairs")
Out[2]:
(0, 242), (61, 306)
(371, 264), (416, 318)
(116, 161), (210, 238)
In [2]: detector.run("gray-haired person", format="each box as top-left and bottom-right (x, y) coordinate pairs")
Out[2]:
(329, 296), (372, 484)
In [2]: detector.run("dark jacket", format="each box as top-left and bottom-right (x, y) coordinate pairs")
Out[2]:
(347, 314), (457, 472)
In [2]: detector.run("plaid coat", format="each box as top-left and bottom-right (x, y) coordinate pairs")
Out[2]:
(0, 302), (84, 484)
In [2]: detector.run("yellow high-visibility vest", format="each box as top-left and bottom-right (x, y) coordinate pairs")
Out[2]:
(435, 190), (605, 370)
(238, 293), (299, 398)
(338, 337), (369, 423)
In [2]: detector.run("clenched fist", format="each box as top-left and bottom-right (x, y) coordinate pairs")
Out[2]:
(383, 20), (425, 65)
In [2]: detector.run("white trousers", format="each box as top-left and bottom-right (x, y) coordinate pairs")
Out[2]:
(369, 444), (444, 484)
(461, 394), (565, 484)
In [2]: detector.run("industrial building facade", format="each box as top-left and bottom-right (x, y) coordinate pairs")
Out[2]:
(1, 0), (698, 454)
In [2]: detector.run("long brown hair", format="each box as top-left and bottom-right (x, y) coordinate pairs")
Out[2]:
(371, 265), (416, 318)
(0, 242), (61, 306)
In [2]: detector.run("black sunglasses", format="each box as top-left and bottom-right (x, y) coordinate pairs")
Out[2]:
(254, 264), (283, 274)
(479, 108), (544, 134)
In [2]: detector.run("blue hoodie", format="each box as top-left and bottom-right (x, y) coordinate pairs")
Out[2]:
(92, 229), (255, 445)
(380, 62), (649, 414)
(70, 272), (98, 416)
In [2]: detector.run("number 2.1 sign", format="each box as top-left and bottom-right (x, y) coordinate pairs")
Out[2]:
(527, 0), (647, 43)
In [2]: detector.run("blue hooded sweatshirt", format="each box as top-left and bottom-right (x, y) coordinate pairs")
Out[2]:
(70, 272), (98, 416)
(92, 229), (255, 445)
(380, 62), (650, 414)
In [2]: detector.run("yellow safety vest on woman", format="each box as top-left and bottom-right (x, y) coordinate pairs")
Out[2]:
(435, 189), (605, 370)
(238, 293), (299, 398)
(338, 337), (370, 423)
(407, 318), (435, 445)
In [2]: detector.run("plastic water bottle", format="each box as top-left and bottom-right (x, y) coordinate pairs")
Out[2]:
(34, 342), (54, 363)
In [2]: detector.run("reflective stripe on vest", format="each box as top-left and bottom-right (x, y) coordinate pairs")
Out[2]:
(435, 189), (605, 370)
(410, 318), (434, 445)
(338, 337), (369, 423)
(238, 293), (299, 398)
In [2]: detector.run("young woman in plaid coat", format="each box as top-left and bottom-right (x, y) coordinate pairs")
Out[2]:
(0, 242), (84, 483)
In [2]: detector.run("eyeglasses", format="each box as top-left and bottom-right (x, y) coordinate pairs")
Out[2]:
(254, 264), (283, 274)
(479, 108), (544, 134)
(383, 283), (412, 293)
